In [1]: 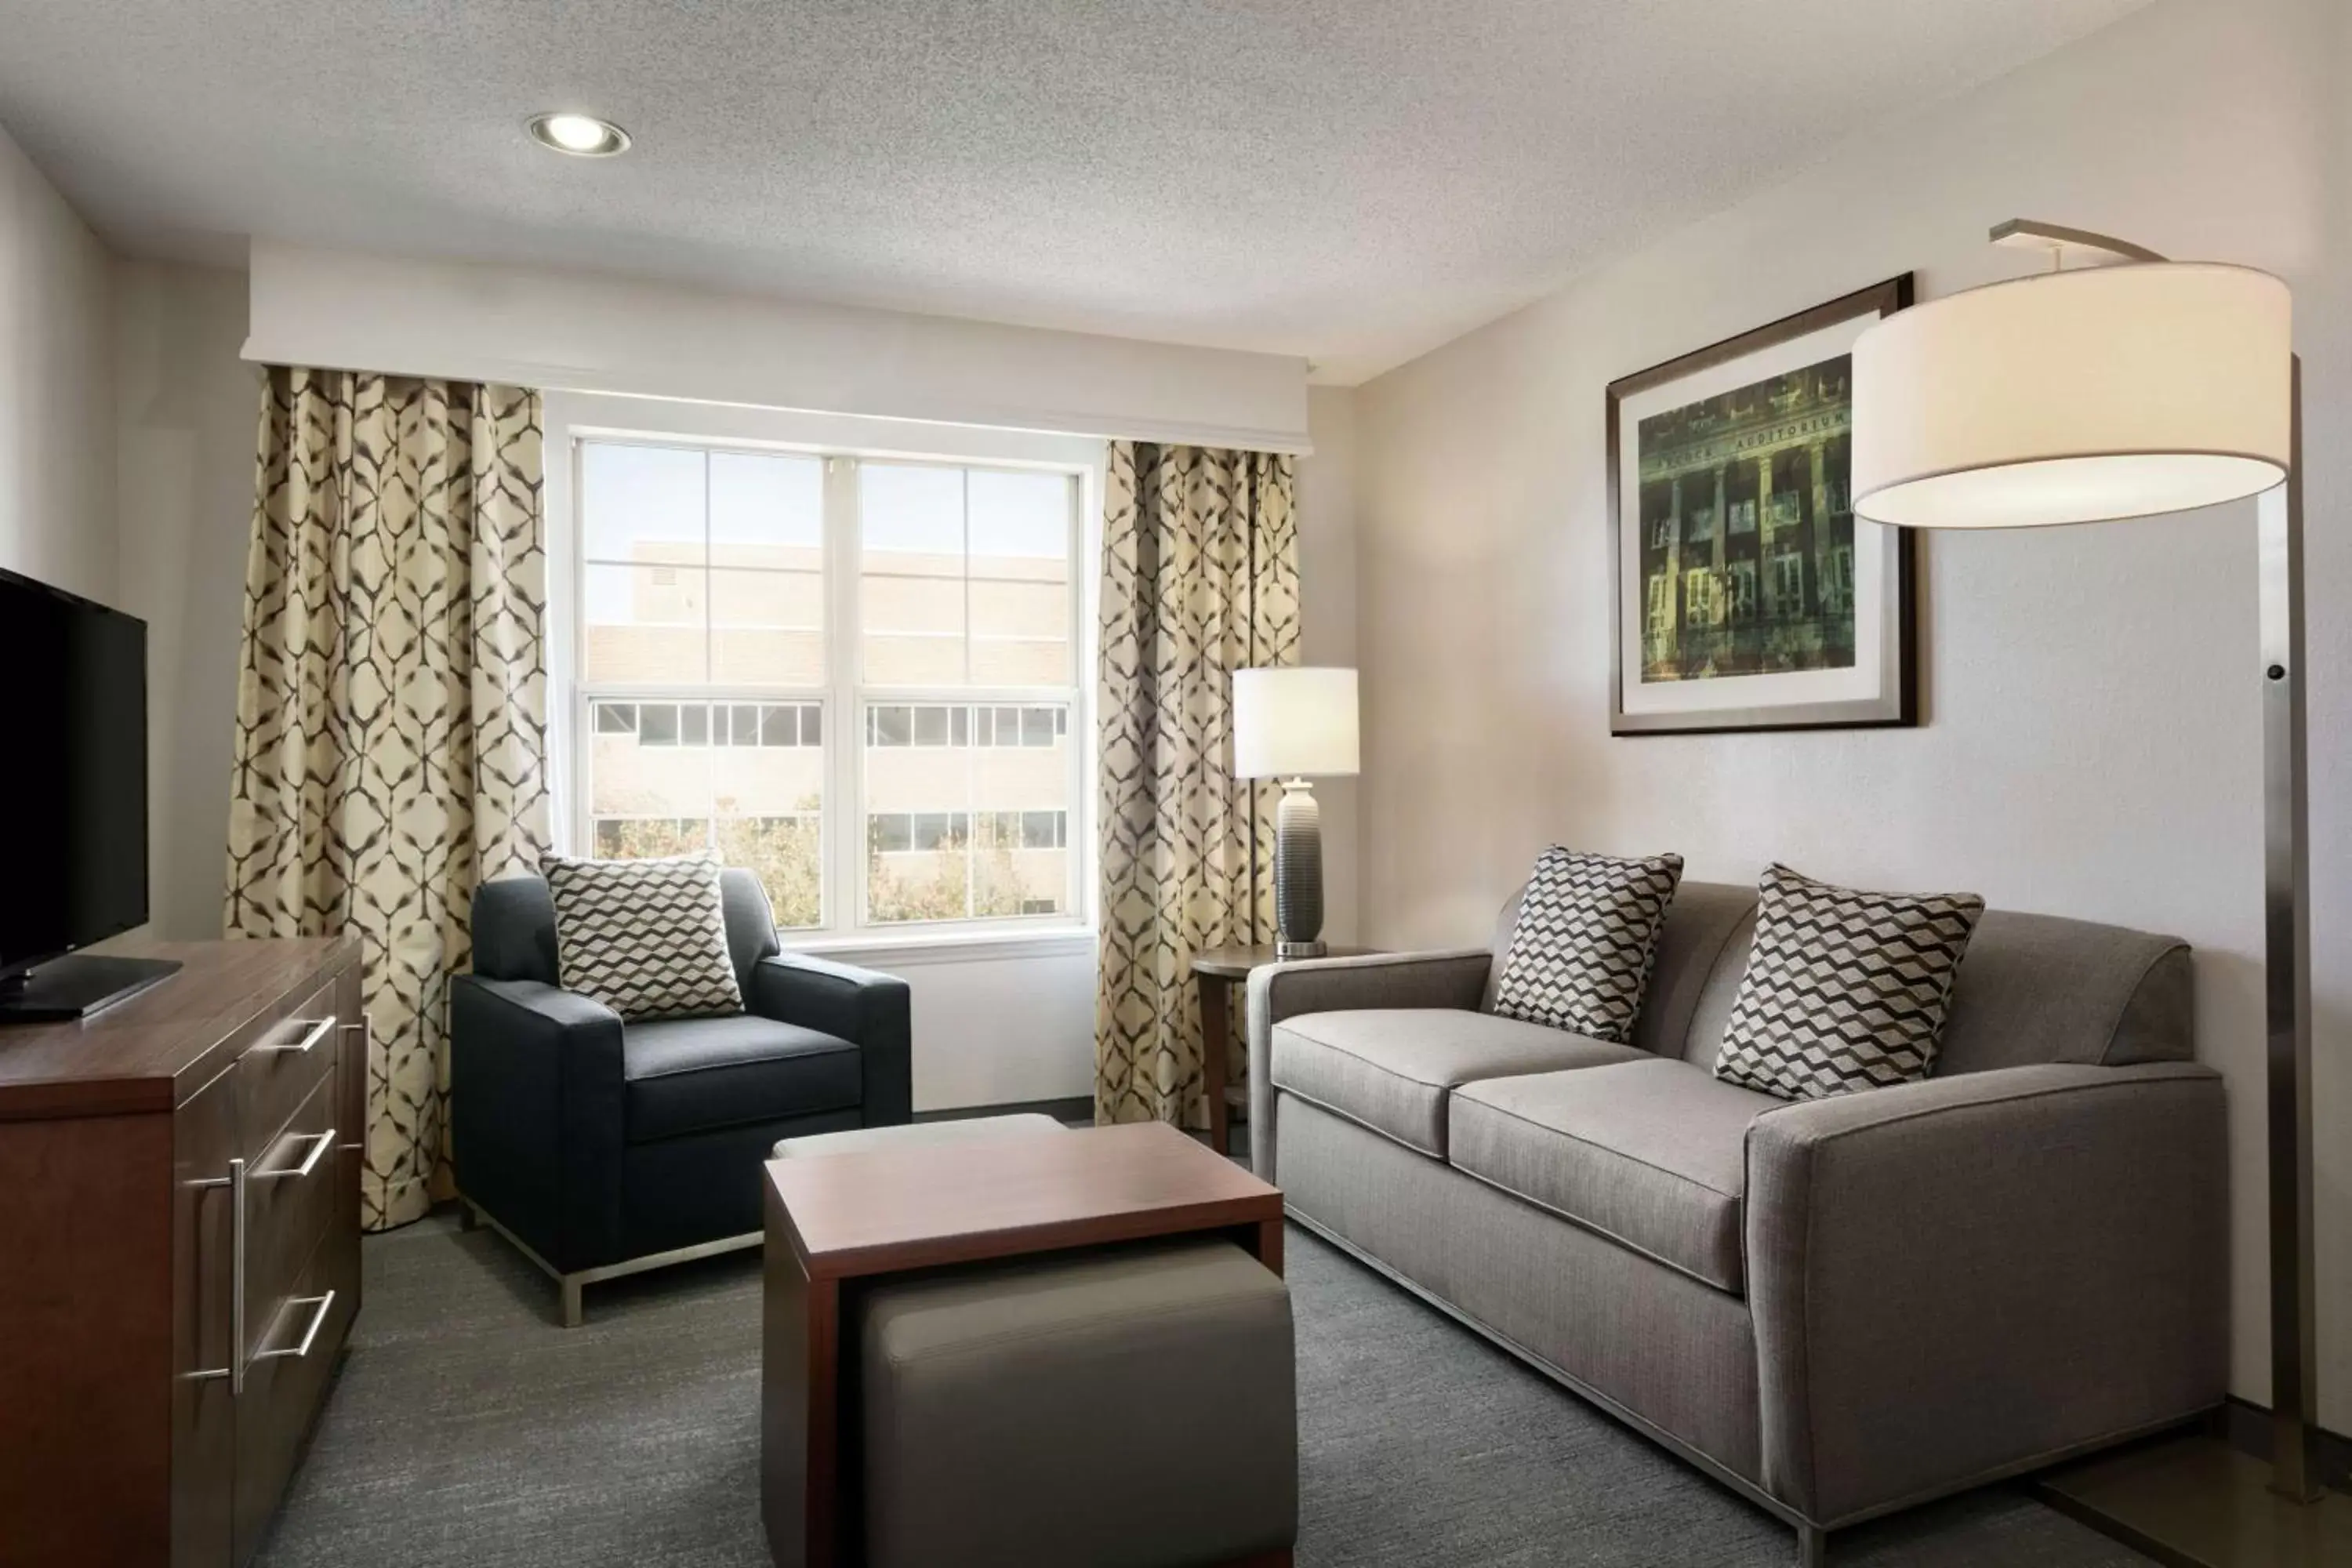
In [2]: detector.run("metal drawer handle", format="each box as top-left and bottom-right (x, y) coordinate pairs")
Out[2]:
(255, 1290), (337, 1363)
(257, 1018), (335, 1055)
(183, 1156), (248, 1392)
(256, 1127), (336, 1182)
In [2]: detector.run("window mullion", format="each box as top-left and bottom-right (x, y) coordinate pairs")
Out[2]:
(826, 455), (863, 935)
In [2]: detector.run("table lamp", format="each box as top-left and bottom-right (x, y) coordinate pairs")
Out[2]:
(1853, 220), (2343, 1565)
(1232, 667), (1359, 958)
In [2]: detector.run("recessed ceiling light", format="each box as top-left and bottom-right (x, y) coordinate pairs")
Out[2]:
(526, 112), (630, 157)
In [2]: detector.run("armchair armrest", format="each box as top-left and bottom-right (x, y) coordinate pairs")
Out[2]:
(448, 975), (627, 1271)
(1743, 1061), (2227, 1526)
(1243, 948), (1492, 1180)
(751, 953), (913, 1128)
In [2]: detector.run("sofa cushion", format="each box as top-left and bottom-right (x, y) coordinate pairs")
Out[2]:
(625, 1014), (862, 1144)
(1490, 846), (1686, 1043)
(1450, 1058), (1777, 1293)
(1713, 862), (1986, 1102)
(1271, 1008), (1642, 1158)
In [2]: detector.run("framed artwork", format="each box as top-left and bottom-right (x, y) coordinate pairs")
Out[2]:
(1607, 275), (1915, 735)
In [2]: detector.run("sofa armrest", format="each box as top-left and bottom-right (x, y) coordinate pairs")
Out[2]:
(1243, 948), (1492, 1180)
(448, 975), (627, 1271)
(1743, 1061), (2227, 1526)
(751, 953), (913, 1128)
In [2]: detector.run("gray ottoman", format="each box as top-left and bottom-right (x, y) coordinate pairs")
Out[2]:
(857, 1237), (1297, 1568)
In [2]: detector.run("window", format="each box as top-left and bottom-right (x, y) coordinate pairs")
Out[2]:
(574, 440), (1082, 938)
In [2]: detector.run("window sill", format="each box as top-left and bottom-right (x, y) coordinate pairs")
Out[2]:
(779, 924), (1097, 968)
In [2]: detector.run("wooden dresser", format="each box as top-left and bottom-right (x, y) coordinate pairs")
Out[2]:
(0, 939), (365, 1567)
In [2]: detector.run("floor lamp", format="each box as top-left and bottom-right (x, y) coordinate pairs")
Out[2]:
(1850, 220), (2347, 1566)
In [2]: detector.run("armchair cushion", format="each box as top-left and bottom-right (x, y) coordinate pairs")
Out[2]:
(751, 953), (914, 1130)
(623, 1014), (862, 1144)
(544, 852), (746, 1021)
(1450, 1058), (1773, 1293)
(1270, 1008), (1641, 1159)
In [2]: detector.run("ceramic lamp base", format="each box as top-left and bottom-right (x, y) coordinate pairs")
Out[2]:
(1274, 779), (1324, 954)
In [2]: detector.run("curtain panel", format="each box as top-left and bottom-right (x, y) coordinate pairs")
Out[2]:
(1095, 441), (1300, 1129)
(225, 368), (550, 1231)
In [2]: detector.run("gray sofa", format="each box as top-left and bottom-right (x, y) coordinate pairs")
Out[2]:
(1247, 880), (2227, 1566)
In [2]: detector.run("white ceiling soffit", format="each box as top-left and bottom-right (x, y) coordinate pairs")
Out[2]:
(242, 240), (1314, 452)
(1, 0), (2151, 385)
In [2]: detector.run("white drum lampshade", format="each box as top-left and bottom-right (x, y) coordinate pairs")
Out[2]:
(1232, 667), (1359, 780)
(1851, 262), (2292, 529)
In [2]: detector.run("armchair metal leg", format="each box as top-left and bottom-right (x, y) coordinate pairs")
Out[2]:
(560, 1276), (585, 1329)
(1795, 1523), (1827, 1568)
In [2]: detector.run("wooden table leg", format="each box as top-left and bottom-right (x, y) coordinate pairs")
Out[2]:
(1199, 972), (1232, 1156)
(762, 1185), (840, 1568)
(1248, 1214), (1284, 1277)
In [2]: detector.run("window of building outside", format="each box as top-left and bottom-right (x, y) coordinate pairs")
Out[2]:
(575, 440), (1082, 938)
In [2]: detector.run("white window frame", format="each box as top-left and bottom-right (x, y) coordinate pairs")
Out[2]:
(549, 395), (1101, 956)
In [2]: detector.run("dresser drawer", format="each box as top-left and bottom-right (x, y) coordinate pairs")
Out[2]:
(231, 1222), (358, 1564)
(242, 1074), (340, 1338)
(236, 977), (341, 1160)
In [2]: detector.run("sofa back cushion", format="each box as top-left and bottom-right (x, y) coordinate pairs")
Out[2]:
(1679, 904), (2193, 1075)
(1483, 879), (1755, 1057)
(1489, 878), (2194, 1074)
(1929, 910), (2193, 1073)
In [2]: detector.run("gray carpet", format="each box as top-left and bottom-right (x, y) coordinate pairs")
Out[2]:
(257, 1214), (2152, 1567)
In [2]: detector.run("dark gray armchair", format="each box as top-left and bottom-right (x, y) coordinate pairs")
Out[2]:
(450, 869), (911, 1324)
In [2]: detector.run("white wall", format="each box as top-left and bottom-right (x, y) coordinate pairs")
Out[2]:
(1349, 0), (2350, 1426)
(0, 123), (114, 601)
(246, 241), (1311, 454)
(113, 260), (259, 942)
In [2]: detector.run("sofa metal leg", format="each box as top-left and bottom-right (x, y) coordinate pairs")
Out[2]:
(1795, 1523), (1826, 1568)
(560, 1276), (585, 1329)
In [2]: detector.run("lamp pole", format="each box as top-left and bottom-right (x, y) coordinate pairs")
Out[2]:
(2258, 359), (2318, 1501)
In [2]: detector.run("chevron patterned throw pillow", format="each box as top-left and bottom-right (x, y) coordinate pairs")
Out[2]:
(541, 853), (746, 1022)
(1713, 863), (1985, 1102)
(1491, 847), (1686, 1043)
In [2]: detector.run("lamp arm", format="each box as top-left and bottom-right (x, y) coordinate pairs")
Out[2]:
(1990, 219), (2169, 266)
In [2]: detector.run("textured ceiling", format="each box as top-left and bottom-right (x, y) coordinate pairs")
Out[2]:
(0, 0), (2149, 383)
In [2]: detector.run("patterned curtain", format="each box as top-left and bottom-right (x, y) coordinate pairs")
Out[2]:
(1096, 441), (1299, 1128)
(225, 368), (550, 1231)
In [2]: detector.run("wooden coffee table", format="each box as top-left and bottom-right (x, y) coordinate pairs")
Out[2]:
(760, 1121), (1287, 1568)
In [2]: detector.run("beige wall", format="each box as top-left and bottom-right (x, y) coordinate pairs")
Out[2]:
(1348, 0), (2349, 1424)
(1296, 387), (1362, 943)
(0, 122), (114, 602)
(113, 260), (258, 942)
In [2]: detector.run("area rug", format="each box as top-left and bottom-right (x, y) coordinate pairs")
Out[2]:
(256, 1214), (2150, 1566)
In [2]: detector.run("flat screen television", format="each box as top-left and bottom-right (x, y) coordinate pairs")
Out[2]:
(0, 565), (179, 1022)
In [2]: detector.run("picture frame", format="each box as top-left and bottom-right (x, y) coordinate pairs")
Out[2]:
(1607, 274), (1915, 735)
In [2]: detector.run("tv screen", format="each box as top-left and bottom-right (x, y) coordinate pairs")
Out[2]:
(0, 568), (149, 980)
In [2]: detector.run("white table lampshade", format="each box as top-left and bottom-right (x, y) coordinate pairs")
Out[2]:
(1232, 667), (1359, 780)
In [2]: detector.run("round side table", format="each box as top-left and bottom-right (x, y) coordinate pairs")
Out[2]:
(1189, 945), (1379, 1156)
